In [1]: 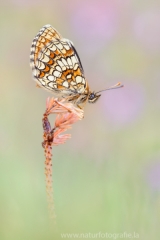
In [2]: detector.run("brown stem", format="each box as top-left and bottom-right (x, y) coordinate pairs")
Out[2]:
(42, 115), (56, 222)
(44, 144), (56, 221)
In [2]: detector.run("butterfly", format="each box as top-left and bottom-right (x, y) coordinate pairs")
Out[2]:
(30, 24), (123, 108)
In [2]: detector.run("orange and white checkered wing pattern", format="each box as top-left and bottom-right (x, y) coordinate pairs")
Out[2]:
(30, 24), (87, 98)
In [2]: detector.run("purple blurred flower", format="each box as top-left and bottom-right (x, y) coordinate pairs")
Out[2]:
(102, 81), (145, 126)
(70, 1), (120, 45)
(133, 10), (160, 52)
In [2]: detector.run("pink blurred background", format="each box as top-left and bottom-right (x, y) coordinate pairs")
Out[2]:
(0, 1), (160, 239)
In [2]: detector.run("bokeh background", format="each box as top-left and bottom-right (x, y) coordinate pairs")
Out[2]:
(1, 0), (160, 239)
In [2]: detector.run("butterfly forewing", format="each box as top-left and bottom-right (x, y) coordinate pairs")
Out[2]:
(30, 25), (87, 97)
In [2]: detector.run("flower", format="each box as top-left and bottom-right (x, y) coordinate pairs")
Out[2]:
(42, 97), (84, 220)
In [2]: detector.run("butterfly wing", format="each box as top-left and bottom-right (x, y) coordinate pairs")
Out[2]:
(30, 25), (87, 97)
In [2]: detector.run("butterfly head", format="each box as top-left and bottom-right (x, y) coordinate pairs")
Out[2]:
(88, 92), (101, 104)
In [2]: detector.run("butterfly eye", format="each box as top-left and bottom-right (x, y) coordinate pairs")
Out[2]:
(89, 93), (95, 100)
(88, 92), (101, 103)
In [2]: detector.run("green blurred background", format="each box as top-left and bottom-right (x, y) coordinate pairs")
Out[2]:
(1, 0), (160, 239)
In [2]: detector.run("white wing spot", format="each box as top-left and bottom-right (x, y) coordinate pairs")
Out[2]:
(76, 76), (82, 83)
(42, 55), (50, 63)
(57, 60), (64, 68)
(43, 48), (50, 56)
(56, 43), (63, 50)
(71, 56), (77, 66)
(67, 74), (72, 79)
(53, 71), (61, 77)
(49, 44), (56, 51)
(56, 66), (62, 72)
(73, 63), (79, 70)
(48, 75), (55, 81)
(36, 61), (45, 70)
(82, 78), (85, 84)
(63, 81), (69, 88)
(64, 44), (70, 50)
(67, 58), (72, 66)
(48, 82), (57, 88)
(61, 48), (66, 54)
(62, 58), (68, 66)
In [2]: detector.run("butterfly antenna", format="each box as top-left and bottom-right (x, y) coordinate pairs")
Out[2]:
(96, 82), (124, 94)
